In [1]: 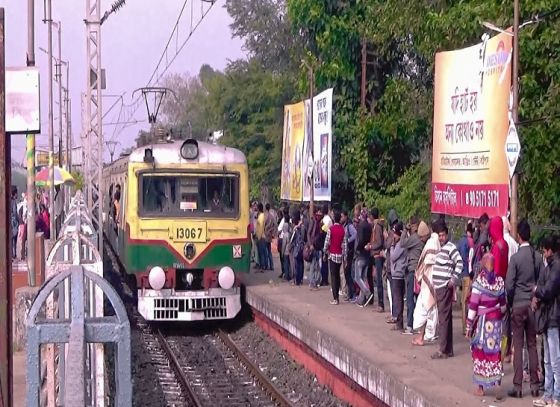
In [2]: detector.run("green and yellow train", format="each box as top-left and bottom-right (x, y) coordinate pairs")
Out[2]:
(103, 139), (251, 321)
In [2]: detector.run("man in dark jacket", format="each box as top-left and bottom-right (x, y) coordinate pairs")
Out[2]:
(369, 208), (385, 312)
(532, 235), (560, 407)
(505, 220), (543, 398)
(354, 209), (373, 307)
(400, 218), (430, 334)
(384, 209), (399, 321)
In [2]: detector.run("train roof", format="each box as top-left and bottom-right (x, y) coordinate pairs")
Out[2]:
(127, 140), (247, 165)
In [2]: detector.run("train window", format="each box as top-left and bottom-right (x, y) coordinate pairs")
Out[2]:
(139, 173), (240, 218)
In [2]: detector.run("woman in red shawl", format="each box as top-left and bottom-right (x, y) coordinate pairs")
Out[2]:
(37, 204), (50, 240)
(489, 216), (508, 279)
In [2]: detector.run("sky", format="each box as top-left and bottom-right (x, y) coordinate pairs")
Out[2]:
(2, 0), (245, 165)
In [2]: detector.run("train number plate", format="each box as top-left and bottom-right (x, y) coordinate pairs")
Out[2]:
(172, 222), (207, 242)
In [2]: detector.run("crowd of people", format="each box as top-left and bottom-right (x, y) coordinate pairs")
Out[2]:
(10, 186), (52, 260)
(250, 201), (560, 405)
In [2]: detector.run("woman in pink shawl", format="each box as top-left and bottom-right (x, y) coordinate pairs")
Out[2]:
(466, 253), (506, 398)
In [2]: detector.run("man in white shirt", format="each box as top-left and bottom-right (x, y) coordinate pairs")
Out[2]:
(502, 216), (519, 262)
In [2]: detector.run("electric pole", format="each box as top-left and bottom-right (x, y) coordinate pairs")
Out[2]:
(510, 0), (520, 238)
(45, 0), (55, 240)
(26, 0), (36, 286)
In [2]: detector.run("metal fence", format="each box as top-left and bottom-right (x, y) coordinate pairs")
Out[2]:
(25, 191), (131, 406)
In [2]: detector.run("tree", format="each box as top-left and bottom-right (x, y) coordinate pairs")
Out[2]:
(204, 60), (295, 200)
(159, 70), (213, 140)
(287, 0), (560, 223)
(226, 0), (304, 74)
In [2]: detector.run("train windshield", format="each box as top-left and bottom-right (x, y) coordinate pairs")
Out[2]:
(139, 173), (239, 218)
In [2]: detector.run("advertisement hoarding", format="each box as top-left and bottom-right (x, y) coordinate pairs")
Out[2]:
(431, 32), (512, 218)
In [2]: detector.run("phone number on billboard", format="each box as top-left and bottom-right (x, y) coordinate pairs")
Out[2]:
(464, 190), (500, 208)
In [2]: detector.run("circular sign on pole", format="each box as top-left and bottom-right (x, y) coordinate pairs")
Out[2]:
(505, 122), (520, 179)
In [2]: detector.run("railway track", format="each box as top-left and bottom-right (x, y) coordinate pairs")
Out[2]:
(105, 235), (294, 407)
(157, 328), (295, 407)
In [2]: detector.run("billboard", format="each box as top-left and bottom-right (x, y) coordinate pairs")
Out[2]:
(280, 101), (305, 201)
(304, 88), (333, 202)
(282, 88), (333, 202)
(6, 67), (40, 134)
(431, 32), (512, 218)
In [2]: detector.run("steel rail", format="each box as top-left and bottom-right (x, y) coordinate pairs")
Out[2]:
(217, 329), (295, 407)
(156, 328), (204, 407)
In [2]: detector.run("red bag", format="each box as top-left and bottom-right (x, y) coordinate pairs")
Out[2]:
(414, 278), (421, 295)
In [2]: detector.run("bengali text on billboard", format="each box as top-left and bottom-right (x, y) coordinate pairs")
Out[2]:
(280, 101), (305, 201)
(431, 32), (512, 218)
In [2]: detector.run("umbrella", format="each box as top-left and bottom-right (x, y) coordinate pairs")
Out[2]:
(35, 166), (75, 186)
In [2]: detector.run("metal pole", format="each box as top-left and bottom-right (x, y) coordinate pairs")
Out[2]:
(511, 0), (520, 237)
(68, 98), (72, 172)
(26, 0), (36, 286)
(0, 9), (13, 406)
(46, 0), (55, 241)
(65, 63), (70, 172)
(308, 66), (315, 219)
(57, 23), (63, 166)
(57, 22), (64, 220)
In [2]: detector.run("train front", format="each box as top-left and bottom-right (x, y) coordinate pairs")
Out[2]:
(126, 139), (251, 321)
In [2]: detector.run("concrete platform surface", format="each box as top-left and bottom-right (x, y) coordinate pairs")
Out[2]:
(13, 351), (26, 407)
(241, 265), (534, 407)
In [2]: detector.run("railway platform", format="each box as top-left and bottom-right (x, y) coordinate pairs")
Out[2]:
(240, 261), (533, 407)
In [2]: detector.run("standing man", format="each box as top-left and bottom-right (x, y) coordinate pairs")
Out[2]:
(369, 208), (385, 312)
(264, 203), (277, 271)
(389, 222), (407, 332)
(532, 235), (560, 407)
(399, 217), (429, 334)
(256, 203), (266, 272)
(384, 209), (399, 322)
(250, 201), (259, 266)
(505, 220), (542, 399)
(355, 209), (374, 307)
(342, 210), (357, 301)
(10, 186), (19, 259)
(320, 204), (332, 286)
(431, 224), (463, 359)
(323, 209), (347, 305)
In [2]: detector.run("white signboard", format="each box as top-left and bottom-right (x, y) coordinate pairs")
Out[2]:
(505, 122), (520, 179)
(6, 67), (41, 134)
(303, 88), (333, 202)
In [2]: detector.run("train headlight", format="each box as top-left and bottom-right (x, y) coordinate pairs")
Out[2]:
(184, 243), (196, 259)
(180, 139), (199, 160)
(148, 266), (166, 290)
(218, 266), (235, 290)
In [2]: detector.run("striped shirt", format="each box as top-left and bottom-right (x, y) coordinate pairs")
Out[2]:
(432, 241), (463, 289)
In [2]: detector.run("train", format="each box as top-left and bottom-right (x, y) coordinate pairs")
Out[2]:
(102, 138), (251, 321)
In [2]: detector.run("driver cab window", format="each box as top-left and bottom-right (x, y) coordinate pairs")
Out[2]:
(140, 174), (239, 218)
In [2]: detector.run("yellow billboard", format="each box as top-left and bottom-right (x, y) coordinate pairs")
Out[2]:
(280, 101), (305, 201)
(431, 31), (512, 217)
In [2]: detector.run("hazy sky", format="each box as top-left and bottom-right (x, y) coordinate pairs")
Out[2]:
(2, 0), (245, 164)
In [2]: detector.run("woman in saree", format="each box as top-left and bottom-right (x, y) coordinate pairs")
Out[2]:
(466, 253), (507, 397)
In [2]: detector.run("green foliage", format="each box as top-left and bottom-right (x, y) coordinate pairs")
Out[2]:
(71, 171), (84, 192)
(159, 0), (559, 225)
(160, 59), (295, 202)
(205, 60), (296, 201)
(288, 0), (560, 224)
(369, 161), (432, 223)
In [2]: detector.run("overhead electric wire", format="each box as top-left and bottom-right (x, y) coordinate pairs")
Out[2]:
(109, 0), (216, 143)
